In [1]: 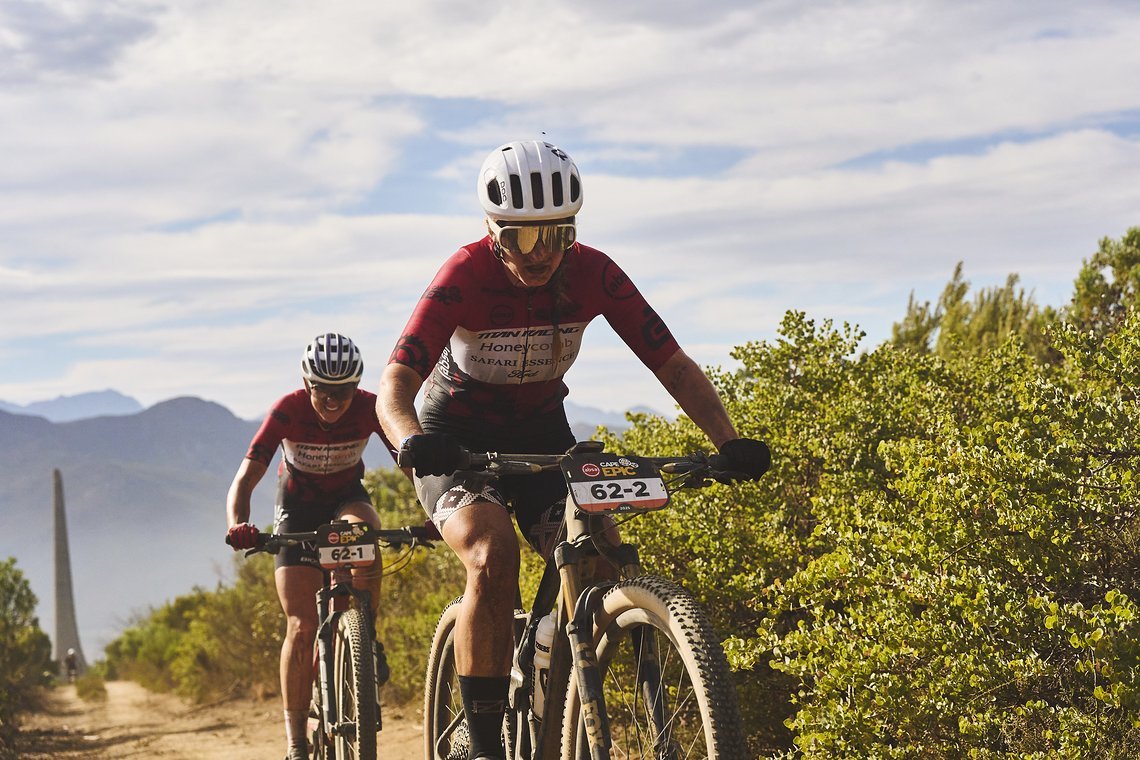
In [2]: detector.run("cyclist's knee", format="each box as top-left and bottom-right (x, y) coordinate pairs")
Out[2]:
(466, 528), (519, 573)
(284, 612), (318, 644)
(337, 500), (380, 528)
(463, 543), (519, 604)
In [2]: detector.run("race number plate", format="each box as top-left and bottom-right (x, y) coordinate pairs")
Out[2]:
(561, 453), (669, 514)
(316, 522), (376, 569)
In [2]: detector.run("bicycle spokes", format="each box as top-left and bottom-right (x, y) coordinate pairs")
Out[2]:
(597, 618), (723, 759)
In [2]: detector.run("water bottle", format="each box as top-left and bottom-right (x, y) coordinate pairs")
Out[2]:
(532, 612), (556, 720)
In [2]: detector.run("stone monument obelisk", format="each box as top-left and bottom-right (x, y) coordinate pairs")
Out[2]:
(53, 469), (86, 677)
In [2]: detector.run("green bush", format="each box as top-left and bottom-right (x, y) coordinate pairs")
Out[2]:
(0, 558), (52, 759)
(604, 228), (1140, 756)
(74, 671), (107, 703)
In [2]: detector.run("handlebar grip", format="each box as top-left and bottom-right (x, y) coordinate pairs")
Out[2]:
(224, 531), (268, 549)
(396, 444), (473, 473)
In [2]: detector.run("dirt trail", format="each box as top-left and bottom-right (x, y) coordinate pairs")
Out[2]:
(17, 680), (425, 759)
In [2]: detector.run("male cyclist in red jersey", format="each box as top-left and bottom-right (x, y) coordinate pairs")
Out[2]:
(376, 140), (770, 760)
(226, 333), (396, 760)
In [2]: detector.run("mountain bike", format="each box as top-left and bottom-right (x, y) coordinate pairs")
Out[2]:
(413, 440), (752, 760)
(233, 520), (439, 760)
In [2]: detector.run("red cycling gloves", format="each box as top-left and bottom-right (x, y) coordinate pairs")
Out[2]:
(227, 522), (261, 550)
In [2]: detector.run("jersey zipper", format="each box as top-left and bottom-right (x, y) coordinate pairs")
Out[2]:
(518, 289), (534, 386)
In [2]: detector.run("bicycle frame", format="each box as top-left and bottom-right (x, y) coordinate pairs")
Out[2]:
(513, 492), (647, 760)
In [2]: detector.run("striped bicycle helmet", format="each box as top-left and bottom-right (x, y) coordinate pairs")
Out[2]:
(301, 333), (363, 384)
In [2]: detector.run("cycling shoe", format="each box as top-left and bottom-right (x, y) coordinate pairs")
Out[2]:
(374, 640), (390, 686)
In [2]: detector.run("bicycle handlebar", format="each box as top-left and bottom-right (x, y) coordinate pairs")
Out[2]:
(225, 522), (441, 554)
(398, 443), (757, 485)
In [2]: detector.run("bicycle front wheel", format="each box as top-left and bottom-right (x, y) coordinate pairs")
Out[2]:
(561, 576), (749, 759)
(424, 597), (467, 760)
(333, 608), (378, 760)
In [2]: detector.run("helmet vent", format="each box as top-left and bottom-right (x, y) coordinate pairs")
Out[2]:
(486, 180), (502, 206)
(530, 172), (545, 209)
(551, 172), (564, 207)
(570, 174), (581, 203)
(509, 173), (524, 209)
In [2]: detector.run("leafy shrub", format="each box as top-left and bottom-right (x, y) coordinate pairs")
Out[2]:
(606, 228), (1140, 756)
(74, 671), (108, 702)
(0, 558), (52, 759)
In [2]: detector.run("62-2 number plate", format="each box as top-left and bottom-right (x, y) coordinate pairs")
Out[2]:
(561, 453), (669, 514)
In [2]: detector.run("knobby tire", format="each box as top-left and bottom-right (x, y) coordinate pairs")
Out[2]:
(334, 608), (377, 760)
(426, 597), (568, 759)
(424, 598), (464, 760)
(560, 576), (749, 760)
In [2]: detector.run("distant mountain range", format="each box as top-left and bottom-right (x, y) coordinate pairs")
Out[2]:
(0, 389), (144, 422)
(0, 391), (658, 658)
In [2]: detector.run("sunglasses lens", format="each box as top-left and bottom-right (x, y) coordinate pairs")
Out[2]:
(516, 227), (540, 254)
(496, 226), (526, 253)
(312, 383), (355, 400)
(544, 224), (576, 250)
(493, 222), (575, 255)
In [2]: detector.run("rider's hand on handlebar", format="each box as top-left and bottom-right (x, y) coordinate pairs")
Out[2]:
(713, 437), (771, 481)
(401, 433), (464, 478)
(227, 522), (260, 550)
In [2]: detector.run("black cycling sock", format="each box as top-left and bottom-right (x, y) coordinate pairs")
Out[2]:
(458, 674), (509, 759)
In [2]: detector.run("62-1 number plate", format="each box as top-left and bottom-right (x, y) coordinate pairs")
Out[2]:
(316, 522), (376, 569)
(561, 453), (669, 514)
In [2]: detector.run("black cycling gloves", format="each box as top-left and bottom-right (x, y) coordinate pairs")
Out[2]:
(714, 437), (771, 481)
(400, 432), (465, 478)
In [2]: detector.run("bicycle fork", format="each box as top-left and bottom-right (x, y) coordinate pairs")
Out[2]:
(315, 582), (378, 741)
(553, 536), (618, 760)
(315, 586), (342, 737)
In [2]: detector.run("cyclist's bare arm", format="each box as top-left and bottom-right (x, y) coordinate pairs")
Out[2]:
(653, 348), (739, 448)
(226, 457), (268, 528)
(376, 363), (427, 467)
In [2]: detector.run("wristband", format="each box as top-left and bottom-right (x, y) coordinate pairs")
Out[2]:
(400, 434), (415, 449)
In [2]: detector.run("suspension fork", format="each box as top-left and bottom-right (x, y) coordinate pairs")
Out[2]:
(553, 507), (615, 760)
(315, 585), (341, 732)
(315, 579), (374, 732)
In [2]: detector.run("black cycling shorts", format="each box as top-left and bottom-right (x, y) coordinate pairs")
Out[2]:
(414, 406), (575, 558)
(272, 474), (372, 570)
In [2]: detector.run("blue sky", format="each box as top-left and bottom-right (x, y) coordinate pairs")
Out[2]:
(2, 0), (1140, 421)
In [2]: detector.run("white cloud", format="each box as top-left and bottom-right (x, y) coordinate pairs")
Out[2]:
(2, 0), (1139, 420)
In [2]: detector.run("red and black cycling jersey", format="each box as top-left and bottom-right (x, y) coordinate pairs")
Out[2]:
(246, 389), (396, 500)
(388, 237), (680, 425)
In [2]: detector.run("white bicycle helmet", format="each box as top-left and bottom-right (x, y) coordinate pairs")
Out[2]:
(301, 333), (363, 384)
(478, 140), (583, 221)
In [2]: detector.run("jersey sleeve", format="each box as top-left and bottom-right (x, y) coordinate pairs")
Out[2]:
(362, 390), (398, 460)
(594, 251), (680, 371)
(246, 398), (288, 465)
(387, 248), (472, 379)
